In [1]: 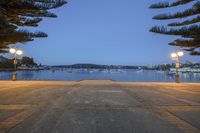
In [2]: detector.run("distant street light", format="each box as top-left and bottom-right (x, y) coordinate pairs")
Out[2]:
(9, 48), (23, 81)
(171, 50), (184, 83)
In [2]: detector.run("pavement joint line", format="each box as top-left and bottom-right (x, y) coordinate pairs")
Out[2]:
(140, 85), (200, 106)
(164, 86), (200, 95)
(162, 108), (200, 131)
(1, 104), (197, 111)
(171, 98), (200, 106)
(0, 109), (38, 133)
(160, 106), (200, 111)
(34, 83), (81, 108)
(122, 87), (200, 133)
(0, 104), (36, 110)
(0, 85), (31, 92)
(154, 108), (200, 133)
(0, 84), (42, 92)
(45, 104), (144, 110)
(166, 95), (199, 106)
(0, 84), (76, 92)
(136, 86), (199, 106)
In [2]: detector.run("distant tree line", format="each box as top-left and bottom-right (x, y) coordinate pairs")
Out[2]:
(0, 0), (67, 53)
(52, 64), (142, 69)
(0, 56), (37, 69)
(52, 63), (200, 71)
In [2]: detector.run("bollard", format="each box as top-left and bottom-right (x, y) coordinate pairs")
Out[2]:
(175, 74), (180, 83)
(12, 71), (17, 81)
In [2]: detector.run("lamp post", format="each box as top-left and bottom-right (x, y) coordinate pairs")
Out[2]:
(9, 48), (23, 81)
(171, 51), (184, 83)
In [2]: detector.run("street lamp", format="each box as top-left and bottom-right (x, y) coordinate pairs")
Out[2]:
(9, 48), (23, 81)
(171, 51), (184, 83)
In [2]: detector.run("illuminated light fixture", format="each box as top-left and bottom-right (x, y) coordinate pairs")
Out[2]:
(171, 53), (177, 58)
(16, 50), (23, 55)
(177, 51), (184, 57)
(9, 48), (16, 54)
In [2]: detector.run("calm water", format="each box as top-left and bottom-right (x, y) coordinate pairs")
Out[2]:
(0, 69), (200, 82)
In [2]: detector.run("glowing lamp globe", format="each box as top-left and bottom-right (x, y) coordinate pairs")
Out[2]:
(9, 48), (16, 54)
(177, 51), (184, 57)
(171, 53), (177, 58)
(16, 50), (23, 55)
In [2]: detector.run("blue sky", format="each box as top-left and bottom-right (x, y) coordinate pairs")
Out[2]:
(10, 0), (200, 65)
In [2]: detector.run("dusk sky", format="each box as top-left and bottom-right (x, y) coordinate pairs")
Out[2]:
(9, 0), (199, 65)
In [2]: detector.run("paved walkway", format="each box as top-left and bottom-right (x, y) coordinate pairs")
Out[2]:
(0, 80), (199, 133)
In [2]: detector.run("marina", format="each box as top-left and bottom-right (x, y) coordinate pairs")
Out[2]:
(0, 69), (199, 82)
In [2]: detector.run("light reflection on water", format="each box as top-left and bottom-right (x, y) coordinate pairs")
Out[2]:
(0, 69), (200, 82)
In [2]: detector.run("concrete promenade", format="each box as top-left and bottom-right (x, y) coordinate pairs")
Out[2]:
(0, 80), (199, 133)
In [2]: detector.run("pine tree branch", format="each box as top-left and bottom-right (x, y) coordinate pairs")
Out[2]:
(0, 0), (67, 51)
(150, 0), (200, 56)
(153, 1), (200, 20)
(150, 0), (194, 8)
(169, 39), (200, 47)
(168, 16), (200, 26)
(190, 50), (200, 55)
(0, 45), (9, 49)
(170, 39), (200, 55)
(0, 49), (8, 53)
(150, 25), (200, 37)
(10, 18), (43, 27)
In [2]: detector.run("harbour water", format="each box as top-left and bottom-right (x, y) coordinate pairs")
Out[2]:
(0, 69), (200, 82)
